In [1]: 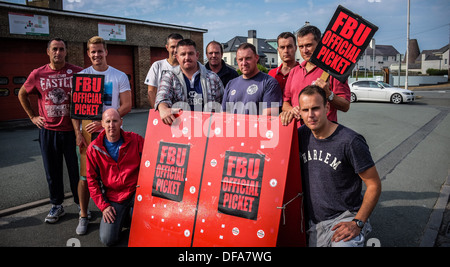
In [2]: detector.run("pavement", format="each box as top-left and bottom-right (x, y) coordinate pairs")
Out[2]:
(415, 82), (450, 247)
(1, 83), (450, 247)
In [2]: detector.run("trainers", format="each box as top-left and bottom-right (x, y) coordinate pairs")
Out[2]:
(76, 217), (89, 235)
(44, 205), (65, 224)
(77, 205), (92, 220)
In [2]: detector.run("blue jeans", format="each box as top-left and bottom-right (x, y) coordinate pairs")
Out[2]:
(99, 196), (134, 246)
(39, 128), (79, 205)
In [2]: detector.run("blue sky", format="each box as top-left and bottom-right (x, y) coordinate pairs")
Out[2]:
(6, 0), (450, 55)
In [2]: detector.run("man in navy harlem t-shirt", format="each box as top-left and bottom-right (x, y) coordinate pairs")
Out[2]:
(297, 85), (381, 247)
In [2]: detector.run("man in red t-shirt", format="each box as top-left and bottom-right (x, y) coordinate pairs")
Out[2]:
(281, 25), (350, 127)
(18, 38), (83, 224)
(268, 32), (299, 92)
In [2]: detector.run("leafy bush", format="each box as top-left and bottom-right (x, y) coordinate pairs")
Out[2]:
(237, 64), (269, 75)
(426, 68), (448, 76)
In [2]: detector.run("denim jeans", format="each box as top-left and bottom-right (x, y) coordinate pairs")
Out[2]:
(99, 196), (134, 246)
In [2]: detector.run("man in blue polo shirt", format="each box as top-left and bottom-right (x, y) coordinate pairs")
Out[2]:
(222, 43), (282, 116)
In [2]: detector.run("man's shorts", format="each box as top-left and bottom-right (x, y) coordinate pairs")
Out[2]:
(76, 146), (87, 181)
(307, 210), (372, 247)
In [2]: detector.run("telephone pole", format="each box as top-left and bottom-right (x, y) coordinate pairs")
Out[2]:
(405, 0), (410, 89)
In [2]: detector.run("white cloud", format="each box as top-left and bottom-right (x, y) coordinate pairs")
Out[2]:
(2, 0), (443, 53)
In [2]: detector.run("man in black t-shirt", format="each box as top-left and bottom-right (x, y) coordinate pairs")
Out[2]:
(297, 85), (381, 247)
(205, 41), (239, 88)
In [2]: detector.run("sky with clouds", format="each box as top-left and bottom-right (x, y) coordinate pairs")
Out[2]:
(5, 0), (450, 55)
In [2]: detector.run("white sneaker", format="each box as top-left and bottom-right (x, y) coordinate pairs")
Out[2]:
(76, 217), (89, 235)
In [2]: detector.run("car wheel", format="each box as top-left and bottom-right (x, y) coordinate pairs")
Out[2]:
(391, 93), (402, 104)
(350, 93), (357, 103)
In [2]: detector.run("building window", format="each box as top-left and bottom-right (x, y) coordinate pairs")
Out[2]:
(13, 76), (27, 85)
(0, 77), (8, 85)
(0, 88), (10, 97)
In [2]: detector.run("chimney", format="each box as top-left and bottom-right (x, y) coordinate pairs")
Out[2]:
(247, 30), (258, 54)
(404, 39), (420, 63)
(26, 0), (63, 10)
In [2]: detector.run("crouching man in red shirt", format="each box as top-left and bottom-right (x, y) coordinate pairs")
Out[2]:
(86, 108), (144, 246)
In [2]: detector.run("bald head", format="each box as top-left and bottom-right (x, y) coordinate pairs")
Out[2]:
(102, 108), (123, 142)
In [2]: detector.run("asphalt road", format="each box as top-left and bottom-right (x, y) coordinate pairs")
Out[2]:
(0, 111), (150, 210)
(0, 88), (449, 247)
(339, 89), (450, 246)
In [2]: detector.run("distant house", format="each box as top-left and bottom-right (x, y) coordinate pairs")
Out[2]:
(416, 44), (449, 74)
(222, 30), (278, 69)
(357, 40), (400, 72)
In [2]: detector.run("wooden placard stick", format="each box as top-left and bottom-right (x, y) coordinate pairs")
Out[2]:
(320, 70), (330, 82)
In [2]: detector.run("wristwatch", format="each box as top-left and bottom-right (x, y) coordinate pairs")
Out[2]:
(352, 219), (365, 228)
(328, 91), (335, 101)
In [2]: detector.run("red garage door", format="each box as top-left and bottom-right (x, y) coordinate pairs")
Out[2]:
(84, 44), (136, 108)
(150, 47), (168, 65)
(0, 39), (48, 121)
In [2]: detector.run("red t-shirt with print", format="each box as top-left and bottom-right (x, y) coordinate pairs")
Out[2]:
(23, 63), (83, 131)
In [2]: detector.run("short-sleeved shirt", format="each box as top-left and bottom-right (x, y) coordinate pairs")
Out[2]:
(284, 61), (350, 123)
(144, 59), (176, 88)
(298, 124), (375, 224)
(80, 66), (131, 112)
(23, 63), (83, 131)
(222, 72), (282, 115)
(268, 62), (299, 92)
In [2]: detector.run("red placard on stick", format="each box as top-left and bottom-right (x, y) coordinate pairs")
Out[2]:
(70, 74), (104, 120)
(310, 5), (378, 83)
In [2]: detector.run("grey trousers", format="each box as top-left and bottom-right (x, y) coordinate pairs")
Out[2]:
(307, 210), (372, 247)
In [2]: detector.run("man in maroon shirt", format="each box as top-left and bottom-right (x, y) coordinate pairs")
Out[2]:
(18, 38), (83, 223)
(281, 25), (350, 127)
(268, 32), (299, 92)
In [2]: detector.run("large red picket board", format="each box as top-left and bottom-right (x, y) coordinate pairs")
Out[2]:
(128, 110), (306, 247)
(129, 111), (211, 246)
(191, 112), (305, 246)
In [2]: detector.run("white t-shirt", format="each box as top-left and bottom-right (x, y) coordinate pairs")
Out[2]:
(144, 59), (176, 88)
(80, 66), (131, 112)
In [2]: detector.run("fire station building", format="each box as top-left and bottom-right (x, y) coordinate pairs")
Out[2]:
(0, 1), (207, 121)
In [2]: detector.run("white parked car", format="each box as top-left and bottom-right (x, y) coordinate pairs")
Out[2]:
(349, 80), (415, 104)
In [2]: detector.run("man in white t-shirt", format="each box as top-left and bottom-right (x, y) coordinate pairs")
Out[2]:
(71, 36), (131, 235)
(145, 33), (183, 108)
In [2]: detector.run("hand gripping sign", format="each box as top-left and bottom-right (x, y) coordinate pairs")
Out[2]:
(129, 110), (306, 247)
(310, 5), (378, 83)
